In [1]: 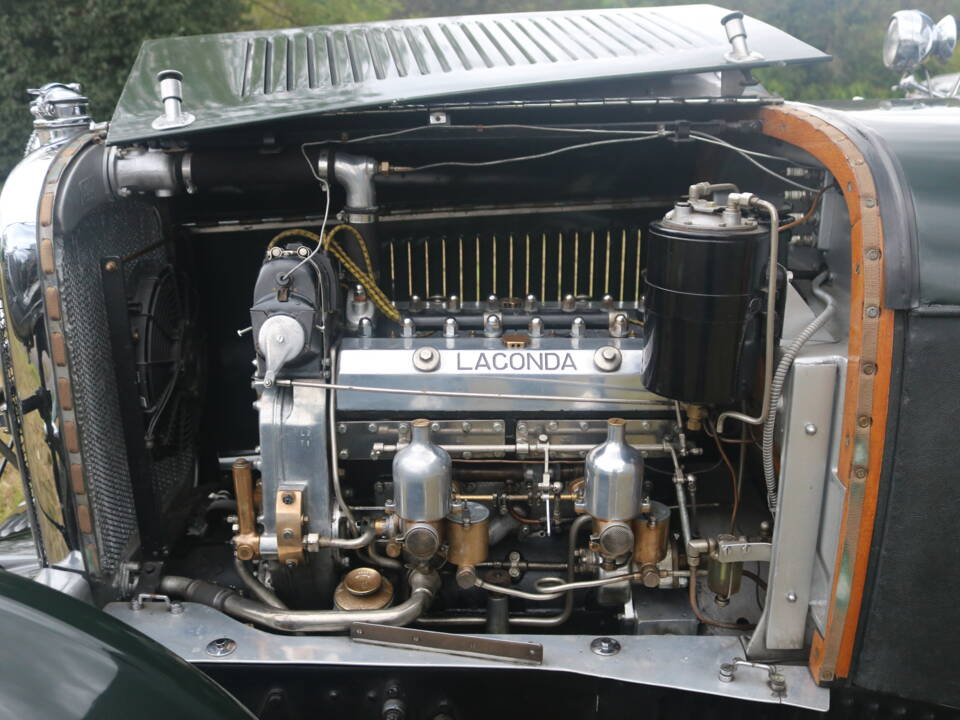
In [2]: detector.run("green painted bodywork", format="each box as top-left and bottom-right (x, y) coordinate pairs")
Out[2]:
(835, 100), (960, 306)
(0, 571), (252, 719)
(108, 5), (828, 144)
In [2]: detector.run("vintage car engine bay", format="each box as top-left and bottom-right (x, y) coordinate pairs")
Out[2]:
(15, 6), (943, 714)
(104, 108), (843, 693)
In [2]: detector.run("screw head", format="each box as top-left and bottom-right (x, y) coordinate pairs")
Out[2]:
(205, 637), (237, 657)
(281, 493), (295, 505)
(590, 637), (621, 656)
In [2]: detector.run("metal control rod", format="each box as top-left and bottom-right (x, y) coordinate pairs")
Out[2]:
(266, 377), (650, 407)
(408, 311), (617, 331)
(375, 441), (681, 456)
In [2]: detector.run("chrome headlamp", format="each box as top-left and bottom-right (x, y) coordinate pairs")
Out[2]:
(883, 10), (956, 71)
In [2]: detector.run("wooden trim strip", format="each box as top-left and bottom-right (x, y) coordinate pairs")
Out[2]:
(760, 105), (894, 683)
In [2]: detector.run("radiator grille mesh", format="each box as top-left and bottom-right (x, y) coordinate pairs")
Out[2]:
(61, 203), (194, 572)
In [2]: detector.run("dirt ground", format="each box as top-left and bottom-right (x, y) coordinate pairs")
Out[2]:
(0, 432), (22, 522)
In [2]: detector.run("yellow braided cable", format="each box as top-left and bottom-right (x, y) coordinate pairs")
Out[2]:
(326, 224), (375, 277)
(325, 242), (400, 322)
(268, 228), (324, 248)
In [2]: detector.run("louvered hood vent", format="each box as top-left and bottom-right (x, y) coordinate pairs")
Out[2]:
(109, 5), (828, 143)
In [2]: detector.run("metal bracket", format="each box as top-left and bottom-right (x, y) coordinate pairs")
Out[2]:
(129, 593), (182, 614)
(714, 536), (772, 563)
(350, 623), (543, 665)
(275, 488), (304, 567)
(719, 657), (787, 698)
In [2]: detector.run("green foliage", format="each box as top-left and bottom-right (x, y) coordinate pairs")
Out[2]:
(246, 0), (399, 29)
(0, 0), (250, 177)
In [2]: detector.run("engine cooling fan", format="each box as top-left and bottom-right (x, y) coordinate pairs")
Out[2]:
(128, 264), (201, 453)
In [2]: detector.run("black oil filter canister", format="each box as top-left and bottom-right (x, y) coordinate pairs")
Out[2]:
(642, 205), (767, 404)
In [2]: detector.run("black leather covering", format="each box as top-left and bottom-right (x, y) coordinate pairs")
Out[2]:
(853, 308), (960, 708)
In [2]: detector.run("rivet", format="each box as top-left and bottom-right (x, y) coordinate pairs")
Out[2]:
(804, 423), (817, 436)
(786, 591), (798, 603)
(104, 260), (119, 272)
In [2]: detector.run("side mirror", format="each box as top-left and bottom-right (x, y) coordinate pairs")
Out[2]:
(883, 10), (956, 72)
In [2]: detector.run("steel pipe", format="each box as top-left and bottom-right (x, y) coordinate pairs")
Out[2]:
(160, 570), (439, 633)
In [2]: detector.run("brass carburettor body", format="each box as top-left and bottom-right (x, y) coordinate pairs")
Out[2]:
(445, 501), (490, 566)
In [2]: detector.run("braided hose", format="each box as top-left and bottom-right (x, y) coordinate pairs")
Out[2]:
(762, 272), (836, 513)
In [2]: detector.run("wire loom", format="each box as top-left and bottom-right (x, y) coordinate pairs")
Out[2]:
(270, 226), (401, 323)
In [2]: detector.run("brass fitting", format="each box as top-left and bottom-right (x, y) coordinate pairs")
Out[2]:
(231, 459), (260, 561)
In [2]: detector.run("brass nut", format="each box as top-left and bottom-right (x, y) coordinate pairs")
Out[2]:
(236, 545), (254, 561)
